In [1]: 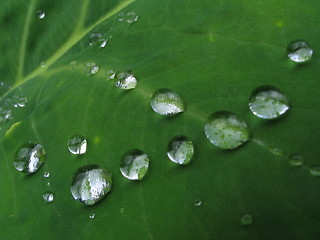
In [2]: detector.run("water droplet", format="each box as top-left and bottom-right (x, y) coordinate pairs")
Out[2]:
(68, 134), (87, 155)
(89, 213), (95, 219)
(241, 214), (253, 226)
(249, 86), (289, 119)
(117, 12), (125, 21)
(310, 166), (320, 177)
(43, 192), (54, 203)
(70, 60), (77, 69)
(14, 142), (46, 173)
(43, 171), (50, 178)
(120, 149), (149, 180)
(126, 12), (139, 23)
(204, 111), (250, 149)
(40, 61), (46, 68)
(151, 88), (185, 116)
(36, 10), (45, 19)
(0, 107), (12, 124)
(12, 95), (28, 108)
(105, 69), (116, 79)
(47, 182), (51, 187)
(167, 136), (194, 165)
(88, 32), (110, 48)
(85, 62), (99, 75)
(114, 71), (137, 90)
(119, 208), (125, 214)
(269, 147), (285, 157)
(289, 154), (303, 167)
(194, 200), (202, 207)
(287, 41), (313, 63)
(70, 165), (112, 205)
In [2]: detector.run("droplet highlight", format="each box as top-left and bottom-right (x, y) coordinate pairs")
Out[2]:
(241, 214), (253, 226)
(167, 136), (194, 165)
(120, 149), (149, 180)
(70, 165), (112, 205)
(68, 134), (87, 155)
(14, 142), (46, 173)
(287, 41), (313, 63)
(43, 192), (54, 203)
(114, 71), (137, 90)
(249, 86), (289, 119)
(204, 111), (250, 149)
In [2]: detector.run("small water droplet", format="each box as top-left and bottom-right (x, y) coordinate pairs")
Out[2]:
(120, 149), (149, 180)
(126, 12), (139, 23)
(287, 41), (313, 63)
(0, 107), (12, 124)
(89, 213), (95, 219)
(114, 71), (137, 90)
(269, 147), (285, 157)
(14, 142), (46, 173)
(85, 62), (99, 75)
(12, 95), (28, 108)
(117, 12), (125, 21)
(194, 200), (202, 207)
(310, 166), (320, 177)
(204, 111), (250, 149)
(70, 60), (77, 69)
(119, 208), (125, 214)
(241, 214), (253, 226)
(36, 10), (45, 19)
(40, 61), (46, 68)
(70, 165), (112, 205)
(167, 136), (194, 165)
(68, 134), (87, 155)
(88, 32), (110, 48)
(249, 86), (289, 119)
(43, 192), (54, 203)
(105, 69), (116, 79)
(289, 154), (303, 167)
(43, 171), (50, 178)
(151, 88), (185, 116)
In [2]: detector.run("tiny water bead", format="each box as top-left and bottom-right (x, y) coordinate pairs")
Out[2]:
(14, 142), (46, 173)
(12, 95), (28, 108)
(105, 69), (116, 80)
(43, 171), (50, 178)
(204, 111), (250, 149)
(89, 213), (96, 219)
(167, 136), (194, 165)
(88, 32), (111, 48)
(118, 11), (139, 23)
(43, 192), (54, 203)
(0, 107), (12, 124)
(68, 134), (87, 155)
(85, 62), (99, 75)
(70, 165), (112, 205)
(241, 214), (253, 226)
(194, 200), (202, 207)
(70, 60), (77, 69)
(287, 41), (313, 63)
(120, 149), (149, 180)
(249, 86), (290, 119)
(289, 154), (303, 167)
(40, 61), (46, 68)
(151, 88), (185, 116)
(114, 71), (137, 90)
(310, 166), (320, 177)
(36, 10), (45, 19)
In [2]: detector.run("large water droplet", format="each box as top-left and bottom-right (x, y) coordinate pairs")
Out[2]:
(85, 62), (99, 75)
(204, 111), (250, 149)
(167, 136), (194, 165)
(36, 10), (45, 19)
(70, 165), (112, 205)
(43, 192), (54, 203)
(114, 71), (137, 90)
(12, 95), (28, 108)
(241, 214), (253, 226)
(88, 32), (111, 48)
(151, 88), (185, 116)
(289, 154), (303, 167)
(287, 41), (313, 63)
(89, 213), (96, 219)
(120, 150), (149, 180)
(14, 142), (46, 173)
(249, 86), (289, 119)
(310, 166), (320, 177)
(68, 134), (87, 155)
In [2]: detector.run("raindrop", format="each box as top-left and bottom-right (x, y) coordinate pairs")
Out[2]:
(12, 95), (28, 108)
(70, 60), (77, 69)
(120, 149), (149, 180)
(0, 107), (12, 124)
(204, 111), (250, 149)
(88, 32), (111, 48)
(68, 134), (87, 155)
(105, 69), (116, 79)
(14, 142), (46, 173)
(289, 154), (303, 167)
(287, 41), (313, 63)
(194, 200), (202, 207)
(114, 71), (137, 90)
(36, 10), (45, 19)
(126, 12), (139, 23)
(167, 136), (194, 165)
(43, 192), (54, 203)
(249, 86), (289, 119)
(117, 12), (125, 21)
(89, 213), (96, 219)
(85, 62), (99, 75)
(241, 214), (253, 226)
(310, 166), (320, 177)
(40, 61), (46, 68)
(151, 88), (185, 116)
(70, 165), (112, 205)
(43, 171), (50, 178)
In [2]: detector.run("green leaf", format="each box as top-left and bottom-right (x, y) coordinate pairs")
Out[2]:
(1, 0), (320, 239)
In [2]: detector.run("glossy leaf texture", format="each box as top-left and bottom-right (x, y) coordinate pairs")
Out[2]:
(1, 0), (320, 239)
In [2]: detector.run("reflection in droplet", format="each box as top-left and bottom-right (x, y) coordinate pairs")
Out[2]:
(70, 165), (112, 205)
(0, 107), (12, 124)
(151, 88), (185, 116)
(36, 10), (45, 19)
(89, 213), (96, 219)
(167, 136), (194, 165)
(194, 200), (202, 207)
(241, 214), (253, 226)
(14, 142), (46, 173)
(68, 134), (87, 155)
(43, 171), (50, 178)
(204, 111), (250, 149)
(85, 62), (99, 75)
(43, 192), (54, 203)
(289, 154), (303, 167)
(310, 166), (320, 177)
(249, 86), (289, 119)
(120, 149), (149, 180)
(287, 41), (313, 63)
(114, 71), (137, 90)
